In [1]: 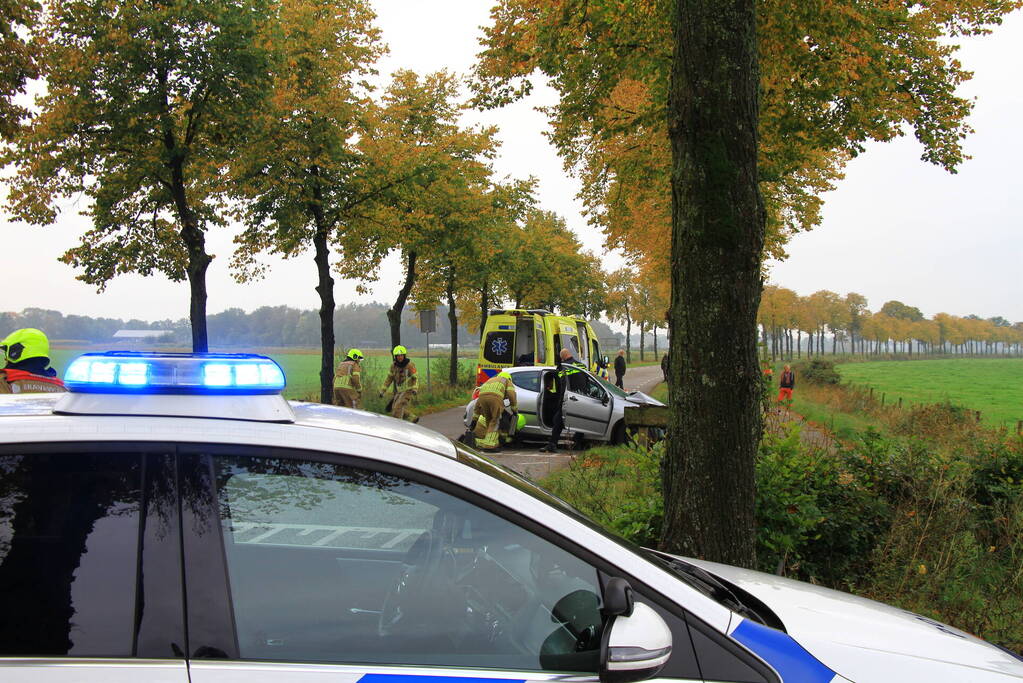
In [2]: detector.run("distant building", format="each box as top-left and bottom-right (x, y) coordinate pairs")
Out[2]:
(112, 330), (171, 346)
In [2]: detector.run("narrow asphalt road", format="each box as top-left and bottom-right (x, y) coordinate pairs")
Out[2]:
(420, 363), (666, 480)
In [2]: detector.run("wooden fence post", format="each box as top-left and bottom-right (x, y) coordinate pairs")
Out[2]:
(976, 411), (982, 423)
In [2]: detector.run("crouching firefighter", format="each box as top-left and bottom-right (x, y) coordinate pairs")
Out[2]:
(471, 370), (518, 452)
(0, 328), (67, 394)
(333, 348), (364, 408)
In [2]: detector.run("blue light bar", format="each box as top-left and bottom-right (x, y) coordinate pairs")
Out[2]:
(64, 352), (286, 395)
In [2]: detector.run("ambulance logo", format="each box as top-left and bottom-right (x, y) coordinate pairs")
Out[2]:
(491, 338), (509, 356)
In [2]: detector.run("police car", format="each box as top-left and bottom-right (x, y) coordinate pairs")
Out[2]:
(1, 351), (1021, 683)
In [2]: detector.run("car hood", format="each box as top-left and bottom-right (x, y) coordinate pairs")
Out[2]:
(681, 557), (1023, 682)
(624, 390), (664, 406)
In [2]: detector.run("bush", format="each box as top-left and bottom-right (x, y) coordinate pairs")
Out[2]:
(797, 358), (841, 385)
(755, 424), (890, 583)
(541, 443), (663, 547)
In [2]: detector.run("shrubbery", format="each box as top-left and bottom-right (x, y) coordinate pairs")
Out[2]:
(541, 420), (1023, 650)
(796, 358), (842, 385)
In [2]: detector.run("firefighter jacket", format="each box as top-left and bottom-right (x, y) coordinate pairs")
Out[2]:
(383, 360), (418, 394)
(334, 359), (363, 392)
(478, 375), (518, 411)
(0, 368), (67, 394)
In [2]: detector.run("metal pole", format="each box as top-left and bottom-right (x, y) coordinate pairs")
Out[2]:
(426, 332), (431, 390)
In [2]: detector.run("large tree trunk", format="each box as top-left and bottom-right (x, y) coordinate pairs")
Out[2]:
(661, 0), (763, 568)
(446, 268), (459, 386)
(387, 249), (417, 349)
(311, 190), (335, 405)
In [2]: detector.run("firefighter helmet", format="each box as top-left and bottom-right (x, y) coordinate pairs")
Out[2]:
(392, 345), (408, 356)
(347, 348), (364, 361)
(2, 328), (50, 365)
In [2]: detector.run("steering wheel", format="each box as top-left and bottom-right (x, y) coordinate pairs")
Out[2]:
(378, 530), (456, 638)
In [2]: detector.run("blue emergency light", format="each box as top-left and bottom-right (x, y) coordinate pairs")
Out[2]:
(64, 352), (286, 395)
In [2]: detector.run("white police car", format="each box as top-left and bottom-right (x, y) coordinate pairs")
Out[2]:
(1, 352), (1021, 683)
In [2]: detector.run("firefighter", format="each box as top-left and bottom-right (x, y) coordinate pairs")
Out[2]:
(539, 348), (586, 453)
(0, 328), (67, 394)
(333, 348), (364, 408)
(472, 370), (518, 451)
(380, 345), (418, 422)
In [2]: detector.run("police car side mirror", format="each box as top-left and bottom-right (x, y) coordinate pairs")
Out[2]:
(600, 584), (672, 683)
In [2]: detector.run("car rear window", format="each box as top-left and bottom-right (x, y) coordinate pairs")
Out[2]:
(511, 370), (541, 392)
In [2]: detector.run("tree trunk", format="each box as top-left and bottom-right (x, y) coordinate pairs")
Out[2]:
(311, 194), (335, 405)
(446, 268), (459, 386)
(661, 0), (762, 568)
(169, 161), (211, 353)
(640, 324), (646, 362)
(625, 304), (632, 363)
(654, 326), (659, 358)
(479, 279), (490, 336)
(387, 249), (417, 349)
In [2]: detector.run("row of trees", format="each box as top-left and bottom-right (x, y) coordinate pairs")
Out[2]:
(759, 286), (1023, 359)
(0, 0), (620, 403)
(472, 0), (1019, 565)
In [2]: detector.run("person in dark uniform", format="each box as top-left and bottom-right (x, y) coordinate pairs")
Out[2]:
(539, 348), (586, 453)
(613, 349), (627, 389)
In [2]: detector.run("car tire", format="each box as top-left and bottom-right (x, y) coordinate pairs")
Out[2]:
(610, 420), (626, 445)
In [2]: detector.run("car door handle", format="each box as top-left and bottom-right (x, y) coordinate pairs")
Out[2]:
(568, 396), (578, 401)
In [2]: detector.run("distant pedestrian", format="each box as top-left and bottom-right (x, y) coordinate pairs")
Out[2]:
(660, 353), (669, 383)
(614, 349), (626, 389)
(778, 364), (795, 404)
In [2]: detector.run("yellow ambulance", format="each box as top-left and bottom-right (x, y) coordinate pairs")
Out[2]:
(475, 309), (602, 386)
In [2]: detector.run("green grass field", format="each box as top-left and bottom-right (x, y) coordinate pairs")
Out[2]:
(47, 347), (476, 402)
(836, 358), (1023, 427)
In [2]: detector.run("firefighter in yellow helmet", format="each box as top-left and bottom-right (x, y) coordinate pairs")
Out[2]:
(471, 370), (518, 452)
(333, 348), (364, 408)
(0, 328), (67, 394)
(380, 345), (418, 422)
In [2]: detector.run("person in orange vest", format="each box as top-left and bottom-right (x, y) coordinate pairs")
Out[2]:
(0, 328), (67, 394)
(333, 348), (364, 408)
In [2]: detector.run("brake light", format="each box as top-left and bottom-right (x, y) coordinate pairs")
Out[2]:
(475, 366), (489, 387)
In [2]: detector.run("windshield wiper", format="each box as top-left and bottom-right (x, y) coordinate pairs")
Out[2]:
(646, 551), (768, 625)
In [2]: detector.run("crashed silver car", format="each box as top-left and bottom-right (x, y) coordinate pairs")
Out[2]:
(463, 365), (664, 445)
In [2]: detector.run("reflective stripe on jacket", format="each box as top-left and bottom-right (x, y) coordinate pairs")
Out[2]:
(334, 360), (362, 391)
(383, 361), (418, 393)
(479, 375), (517, 410)
(0, 369), (67, 394)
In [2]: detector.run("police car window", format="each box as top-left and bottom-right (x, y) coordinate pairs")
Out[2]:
(511, 370), (541, 392)
(213, 455), (605, 672)
(0, 452), (141, 657)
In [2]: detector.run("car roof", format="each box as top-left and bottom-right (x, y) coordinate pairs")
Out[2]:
(0, 393), (457, 458)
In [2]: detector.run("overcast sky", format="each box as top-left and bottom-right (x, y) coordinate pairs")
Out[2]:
(2, 2), (1020, 325)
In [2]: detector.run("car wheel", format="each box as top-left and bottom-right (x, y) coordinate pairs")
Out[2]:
(610, 420), (626, 445)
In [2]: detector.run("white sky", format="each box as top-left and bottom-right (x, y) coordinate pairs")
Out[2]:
(1, 2), (1020, 325)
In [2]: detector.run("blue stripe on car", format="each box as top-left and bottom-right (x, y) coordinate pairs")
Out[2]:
(360, 676), (523, 683)
(731, 619), (837, 683)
